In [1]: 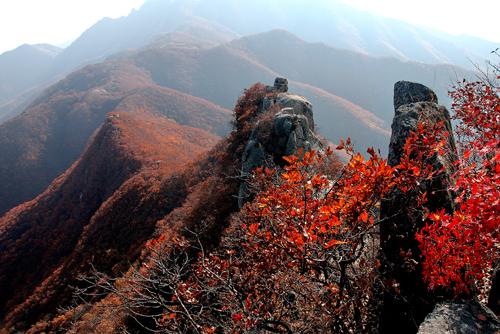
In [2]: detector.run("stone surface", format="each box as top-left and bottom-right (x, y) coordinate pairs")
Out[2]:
(276, 93), (314, 132)
(387, 101), (456, 168)
(274, 77), (288, 92)
(418, 300), (500, 334)
(393, 81), (438, 112)
(378, 83), (458, 333)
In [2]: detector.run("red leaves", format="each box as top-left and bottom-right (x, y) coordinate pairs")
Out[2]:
(336, 137), (353, 152)
(360, 211), (368, 223)
(165, 145), (393, 332)
(324, 239), (346, 249)
(415, 69), (500, 297)
(247, 223), (259, 235)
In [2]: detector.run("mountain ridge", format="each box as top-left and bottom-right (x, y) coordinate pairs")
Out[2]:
(0, 108), (221, 331)
(0, 57), (231, 217)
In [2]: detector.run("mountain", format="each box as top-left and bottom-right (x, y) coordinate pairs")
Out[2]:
(0, 13), (239, 124)
(0, 109), (221, 331)
(0, 43), (61, 106)
(0, 27), (482, 217)
(0, 58), (231, 217)
(184, 0), (496, 68)
(0, 74), (341, 332)
(225, 29), (475, 127)
(126, 28), (479, 148)
(0, 1), (498, 331)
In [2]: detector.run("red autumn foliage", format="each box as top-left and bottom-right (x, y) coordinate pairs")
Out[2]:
(83, 139), (404, 332)
(416, 60), (500, 297)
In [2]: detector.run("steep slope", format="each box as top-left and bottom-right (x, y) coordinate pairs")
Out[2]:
(0, 110), (220, 332)
(0, 58), (231, 217)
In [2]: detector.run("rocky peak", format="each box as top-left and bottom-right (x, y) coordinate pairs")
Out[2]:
(393, 80), (438, 112)
(238, 78), (323, 208)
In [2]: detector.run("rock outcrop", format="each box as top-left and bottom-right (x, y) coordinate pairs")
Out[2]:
(378, 81), (458, 333)
(266, 77), (289, 93)
(417, 300), (500, 334)
(238, 78), (323, 208)
(393, 81), (439, 112)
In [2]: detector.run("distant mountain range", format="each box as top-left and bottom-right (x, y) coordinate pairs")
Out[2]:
(0, 57), (231, 217)
(1, 0), (496, 124)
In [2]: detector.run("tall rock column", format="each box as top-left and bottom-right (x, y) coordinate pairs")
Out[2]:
(378, 81), (458, 333)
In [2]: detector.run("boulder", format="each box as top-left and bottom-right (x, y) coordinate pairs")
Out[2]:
(418, 300), (500, 334)
(266, 77), (288, 93)
(276, 93), (314, 132)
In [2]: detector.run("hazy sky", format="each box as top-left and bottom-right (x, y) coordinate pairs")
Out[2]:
(0, 0), (148, 54)
(1, 0), (498, 55)
(336, 0), (500, 43)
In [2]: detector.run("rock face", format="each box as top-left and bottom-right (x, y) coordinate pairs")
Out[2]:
(238, 78), (323, 208)
(417, 300), (500, 334)
(277, 93), (314, 132)
(378, 81), (458, 333)
(487, 266), (500, 315)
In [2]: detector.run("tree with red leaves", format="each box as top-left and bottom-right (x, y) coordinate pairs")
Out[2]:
(417, 57), (500, 298)
(80, 141), (408, 333)
(180, 146), (397, 333)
